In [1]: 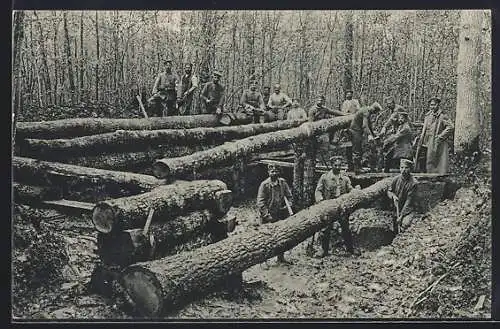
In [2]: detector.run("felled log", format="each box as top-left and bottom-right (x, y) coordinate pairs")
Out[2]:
(119, 178), (392, 317)
(16, 115), (221, 140)
(92, 180), (232, 233)
(20, 119), (307, 158)
(153, 115), (354, 180)
(292, 143), (305, 210)
(13, 182), (62, 205)
(13, 156), (165, 201)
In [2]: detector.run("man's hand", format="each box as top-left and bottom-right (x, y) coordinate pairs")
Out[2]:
(216, 107), (222, 115)
(388, 191), (399, 202)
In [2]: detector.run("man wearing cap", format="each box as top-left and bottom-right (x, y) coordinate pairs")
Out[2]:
(257, 164), (294, 264)
(349, 102), (382, 174)
(267, 84), (292, 121)
(313, 155), (359, 258)
(240, 80), (266, 123)
(200, 71), (225, 115)
(387, 158), (418, 232)
(287, 98), (308, 121)
(379, 97), (405, 136)
(308, 95), (346, 122)
(177, 63), (199, 115)
(341, 90), (361, 114)
(148, 58), (180, 117)
(382, 111), (414, 172)
(415, 97), (454, 174)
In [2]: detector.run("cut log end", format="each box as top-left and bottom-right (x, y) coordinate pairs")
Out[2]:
(214, 189), (233, 215)
(121, 267), (164, 317)
(152, 161), (170, 179)
(92, 203), (116, 233)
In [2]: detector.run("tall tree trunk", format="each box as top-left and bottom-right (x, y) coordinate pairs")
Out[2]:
(79, 11), (85, 102)
(95, 11), (100, 101)
(52, 12), (59, 105)
(12, 11), (25, 148)
(63, 12), (75, 102)
(33, 11), (52, 105)
(454, 10), (483, 155)
(343, 11), (354, 93)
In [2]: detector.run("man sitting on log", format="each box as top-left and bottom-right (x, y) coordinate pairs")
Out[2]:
(348, 102), (382, 174)
(287, 98), (308, 121)
(382, 111), (414, 173)
(313, 155), (360, 258)
(257, 164), (294, 266)
(387, 158), (418, 233)
(239, 80), (266, 123)
(200, 71), (225, 115)
(267, 84), (293, 121)
(148, 58), (180, 117)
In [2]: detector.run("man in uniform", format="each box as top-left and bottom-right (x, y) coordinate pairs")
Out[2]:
(415, 97), (454, 174)
(240, 80), (266, 123)
(200, 71), (225, 115)
(341, 89), (361, 114)
(148, 58), (180, 117)
(177, 63), (199, 115)
(387, 158), (418, 233)
(308, 95), (346, 122)
(349, 102), (382, 174)
(267, 84), (293, 120)
(257, 164), (294, 265)
(287, 98), (308, 121)
(314, 155), (360, 257)
(382, 111), (414, 172)
(379, 97), (405, 136)
(262, 86), (271, 110)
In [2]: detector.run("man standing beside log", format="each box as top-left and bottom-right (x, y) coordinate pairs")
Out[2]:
(148, 58), (180, 117)
(313, 155), (359, 258)
(349, 102), (382, 174)
(379, 97), (405, 136)
(257, 164), (294, 265)
(387, 158), (418, 233)
(382, 112), (414, 173)
(287, 98), (308, 121)
(200, 71), (225, 115)
(341, 89), (361, 114)
(177, 63), (199, 115)
(240, 80), (266, 123)
(308, 95), (346, 122)
(267, 84), (292, 121)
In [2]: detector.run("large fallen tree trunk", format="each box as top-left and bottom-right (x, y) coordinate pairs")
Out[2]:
(13, 156), (165, 201)
(13, 182), (62, 204)
(92, 180), (232, 233)
(153, 115), (353, 180)
(119, 177), (391, 317)
(20, 119), (306, 158)
(15, 115), (221, 140)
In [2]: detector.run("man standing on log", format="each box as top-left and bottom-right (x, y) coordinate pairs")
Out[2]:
(387, 158), (418, 233)
(382, 112), (414, 173)
(313, 155), (359, 258)
(240, 80), (266, 123)
(200, 71), (225, 115)
(267, 84), (292, 121)
(414, 97), (454, 174)
(349, 102), (382, 174)
(341, 89), (361, 114)
(177, 63), (199, 115)
(257, 164), (294, 265)
(148, 58), (180, 117)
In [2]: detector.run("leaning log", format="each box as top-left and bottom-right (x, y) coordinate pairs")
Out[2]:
(92, 180), (232, 233)
(153, 115), (354, 180)
(15, 115), (221, 140)
(119, 178), (391, 317)
(13, 182), (62, 205)
(13, 156), (165, 201)
(20, 119), (306, 158)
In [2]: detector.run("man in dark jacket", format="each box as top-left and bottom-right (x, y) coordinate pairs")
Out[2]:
(387, 158), (418, 232)
(200, 71), (225, 115)
(382, 111), (414, 172)
(177, 63), (199, 115)
(148, 58), (179, 117)
(240, 80), (266, 123)
(379, 97), (405, 136)
(257, 164), (294, 265)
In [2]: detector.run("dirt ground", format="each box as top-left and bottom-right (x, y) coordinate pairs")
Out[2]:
(12, 156), (491, 321)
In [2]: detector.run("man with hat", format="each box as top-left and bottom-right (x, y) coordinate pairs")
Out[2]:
(148, 58), (180, 117)
(379, 96), (405, 136)
(382, 110), (414, 172)
(387, 158), (418, 232)
(177, 63), (199, 115)
(414, 96), (454, 174)
(312, 155), (359, 258)
(341, 89), (361, 114)
(349, 102), (382, 174)
(200, 70), (225, 115)
(267, 84), (292, 121)
(308, 95), (346, 122)
(239, 80), (266, 123)
(257, 164), (294, 265)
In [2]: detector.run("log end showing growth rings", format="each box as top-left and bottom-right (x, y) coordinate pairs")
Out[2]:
(121, 267), (164, 317)
(152, 160), (171, 179)
(92, 203), (117, 233)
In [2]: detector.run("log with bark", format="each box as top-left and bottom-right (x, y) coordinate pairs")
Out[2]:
(13, 156), (165, 201)
(13, 182), (62, 205)
(153, 115), (354, 180)
(119, 177), (392, 317)
(16, 115), (222, 140)
(92, 180), (232, 233)
(20, 119), (306, 158)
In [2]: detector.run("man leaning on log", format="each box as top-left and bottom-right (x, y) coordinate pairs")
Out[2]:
(257, 164), (294, 267)
(387, 158), (418, 233)
(312, 155), (360, 258)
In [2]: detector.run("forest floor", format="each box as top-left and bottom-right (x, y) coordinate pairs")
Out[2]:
(12, 153), (492, 321)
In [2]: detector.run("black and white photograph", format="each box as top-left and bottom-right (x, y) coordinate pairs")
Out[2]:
(11, 9), (493, 320)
